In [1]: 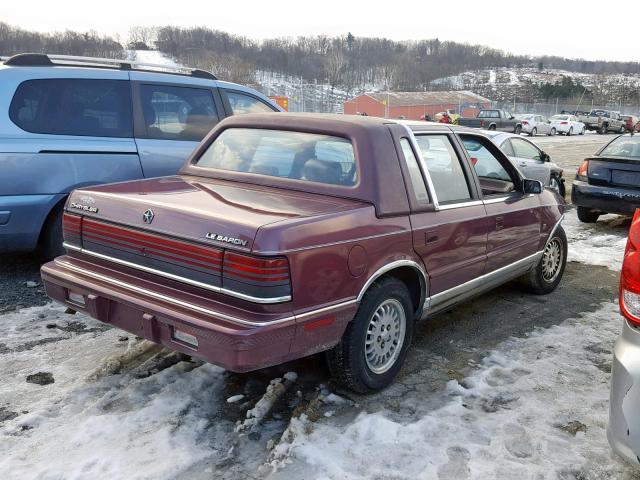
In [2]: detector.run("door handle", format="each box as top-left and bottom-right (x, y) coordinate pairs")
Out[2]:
(495, 216), (504, 230)
(425, 231), (439, 245)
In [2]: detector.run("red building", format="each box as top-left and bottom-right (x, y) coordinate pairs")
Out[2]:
(343, 90), (491, 120)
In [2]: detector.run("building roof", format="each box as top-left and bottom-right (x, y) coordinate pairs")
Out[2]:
(357, 90), (491, 106)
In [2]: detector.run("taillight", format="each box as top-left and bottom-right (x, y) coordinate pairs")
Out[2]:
(222, 251), (291, 300)
(522, 121), (529, 125)
(561, 121), (569, 125)
(62, 212), (82, 247)
(620, 209), (640, 325)
(577, 160), (589, 181)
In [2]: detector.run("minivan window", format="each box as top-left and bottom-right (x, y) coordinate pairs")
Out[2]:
(9, 79), (132, 137)
(225, 91), (275, 114)
(415, 135), (471, 203)
(140, 84), (218, 141)
(196, 128), (357, 186)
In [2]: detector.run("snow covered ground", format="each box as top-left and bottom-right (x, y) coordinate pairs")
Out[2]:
(0, 209), (634, 479)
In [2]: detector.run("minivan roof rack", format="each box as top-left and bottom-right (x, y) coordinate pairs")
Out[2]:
(2, 53), (217, 80)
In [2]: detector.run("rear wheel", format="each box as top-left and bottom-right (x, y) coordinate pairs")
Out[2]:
(489, 124), (496, 131)
(577, 206), (600, 223)
(599, 124), (607, 135)
(620, 124), (626, 134)
(514, 125), (522, 135)
(520, 226), (567, 294)
(326, 277), (414, 393)
(580, 125), (585, 135)
(530, 127), (537, 137)
(567, 127), (573, 136)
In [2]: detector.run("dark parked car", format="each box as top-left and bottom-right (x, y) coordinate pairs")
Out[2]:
(458, 109), (522, 134)
(572, 134), (640, 222)
(41, 114), (566, 393)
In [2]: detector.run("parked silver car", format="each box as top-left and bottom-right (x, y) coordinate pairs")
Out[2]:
(516, 114), (556, 136)
(610, 209), (640, 467)
(482, 131), (565, 197)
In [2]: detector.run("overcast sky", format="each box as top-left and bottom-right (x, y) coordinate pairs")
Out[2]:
(5, 1), (639, 62)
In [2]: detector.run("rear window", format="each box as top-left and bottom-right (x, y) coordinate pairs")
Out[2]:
(9, 79), (132, 137)
(600, 136), (640, 159)
(551, 115), (569, 121)
(195, 128), (357, 186)
(478, 110), (499, 119)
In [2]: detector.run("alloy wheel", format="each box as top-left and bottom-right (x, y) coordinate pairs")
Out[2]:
(365, 299), (406, 374)
(542, 238), (563, 282)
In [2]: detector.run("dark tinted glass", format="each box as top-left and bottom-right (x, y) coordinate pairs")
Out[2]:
(10, 79), (132, 137)
(140, 85), (218, 141)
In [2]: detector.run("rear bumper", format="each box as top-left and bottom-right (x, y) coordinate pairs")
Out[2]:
(571, 181), (640, 216)
(0, 194), (64, 252)
(40, 256), (356, 372)
(608, 319), (640, 467)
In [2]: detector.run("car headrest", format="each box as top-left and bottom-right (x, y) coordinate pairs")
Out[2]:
(303, 158), (342, 185)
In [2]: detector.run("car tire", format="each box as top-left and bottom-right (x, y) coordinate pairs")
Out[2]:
(567, 127), (573, 136)
(549, 176), (565, 198)
(515, 125), (522, 135)
(489, 124), (496, 131)
(549, 128), (556, 136)
(620, 125), (626, 134)
(599, 124), (607, 135)
(41, 204), (65, 261)
(580, 125), (585, 135)
(530, 128), (537, 137)
(520, 226), (567, 295)
(577, 206), (600, 223)
(326, 276), (414, 393)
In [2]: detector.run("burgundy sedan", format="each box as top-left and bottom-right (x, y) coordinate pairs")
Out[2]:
(41, 114), (566, 393)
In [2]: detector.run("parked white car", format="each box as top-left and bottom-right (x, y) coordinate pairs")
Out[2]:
(549, 114), (586, 136)
(516, 114), (555, 136)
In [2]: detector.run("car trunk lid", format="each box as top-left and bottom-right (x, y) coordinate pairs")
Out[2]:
(588, 157), (640, 187)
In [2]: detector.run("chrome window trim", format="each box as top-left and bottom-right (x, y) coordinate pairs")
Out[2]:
(438, 200), (484, 210)
(401, 125), (440, 210)
(356, 259), (427, 302)
(63, 242), (291, 304)
(54, 259), (357, 327)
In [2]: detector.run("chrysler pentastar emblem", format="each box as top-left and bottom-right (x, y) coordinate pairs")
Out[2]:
(142, 209), (155, 224)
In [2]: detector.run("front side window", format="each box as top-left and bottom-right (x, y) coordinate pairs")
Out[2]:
(9, 79), (132, 137)
(196, 128), (357, 186)
(461, 135), (517, 196)
(225, 91), (275, 114)
(415, 135), (471, 203)
(600, 136), (640, 159)
(140, 84), (218, 141)
(511, 138), (542, 161)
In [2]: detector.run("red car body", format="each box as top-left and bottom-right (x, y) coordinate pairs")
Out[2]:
(41, 114), (565, 388)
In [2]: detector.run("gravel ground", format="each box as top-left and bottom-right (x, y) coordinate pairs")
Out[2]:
(0, 253), (47, 313)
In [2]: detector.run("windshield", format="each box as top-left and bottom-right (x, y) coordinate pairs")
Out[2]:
(551, 115), (569, 121)
(195, 128), (357, 186)
(600, 136), (640, 159)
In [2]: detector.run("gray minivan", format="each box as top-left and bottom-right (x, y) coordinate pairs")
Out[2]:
(0, 53), (282, 258)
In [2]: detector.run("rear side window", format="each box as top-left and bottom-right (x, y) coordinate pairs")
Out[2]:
(414, 135), (471, 204)
(399, 138), (430, 205)
(140, 84), (218, 141)
(224, 91), (275, 114)
(9, 79), (132, 137)
(196, 128), (357, 186)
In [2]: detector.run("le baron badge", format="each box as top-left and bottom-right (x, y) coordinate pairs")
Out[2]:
(206, 233), (248, 247)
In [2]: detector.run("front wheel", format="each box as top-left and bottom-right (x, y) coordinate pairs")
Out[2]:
(530, 127), (537, 137)
(326, 277), (414, 393)
(580, 126), (585, 135)
(577, 206), (600, 223)
(550, 128), (556, 136)
(520, 226), (567, 294)
(514, 125), (522, 135)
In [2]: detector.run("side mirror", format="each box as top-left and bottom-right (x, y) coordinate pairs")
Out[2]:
(541, 151), (550, 162)
(523, 179), (543, 194)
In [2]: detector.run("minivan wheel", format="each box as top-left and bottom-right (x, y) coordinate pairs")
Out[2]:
(577, 206), (600, 223)
(41, 205), (65, 261)
(520, 226), (567, 295)
(326, 277), (414, 393)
